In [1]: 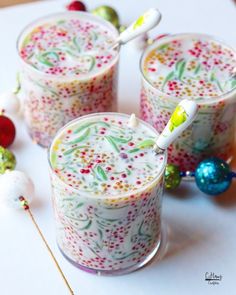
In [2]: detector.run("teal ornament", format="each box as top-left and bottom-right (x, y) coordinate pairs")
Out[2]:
(165, 163), (181, 189)
(92, 6), (120, 28)
(195, 157), (232, 195)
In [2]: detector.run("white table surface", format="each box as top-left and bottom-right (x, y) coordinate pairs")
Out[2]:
(0, 0), (236, 294)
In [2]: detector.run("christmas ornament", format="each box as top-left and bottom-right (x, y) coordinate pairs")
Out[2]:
(0, 92), (20, 115)
(66, 0), (86, 11)
(195, 158), (232, 195)
(91, 5), (120, 28)
(165, 164), (181, 189)
(0, 114), (16, 148)
(0, 170), (34, 209)
(0, 146), (16, 174)
(0, 109), (74, 294)
(165, 157), (236, 196)
(0, 190), (74, 294)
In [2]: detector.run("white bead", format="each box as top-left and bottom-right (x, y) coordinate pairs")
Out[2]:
(0, 92), (20, 115)
(0, 170), (34, 209)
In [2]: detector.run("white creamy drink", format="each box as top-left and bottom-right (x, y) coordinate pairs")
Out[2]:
(49, 112), (166, 274)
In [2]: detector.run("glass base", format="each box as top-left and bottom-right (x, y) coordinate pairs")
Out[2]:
(58, 225), (167, 276)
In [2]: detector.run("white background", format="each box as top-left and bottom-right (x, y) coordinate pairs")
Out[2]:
(0, 0), (236, 294)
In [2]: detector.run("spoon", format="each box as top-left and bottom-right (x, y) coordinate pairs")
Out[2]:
(109, 8), (162, 50)
(77, 8), (162, 57)
(128, 99), (198, 153)
(153, 99), (198, 154)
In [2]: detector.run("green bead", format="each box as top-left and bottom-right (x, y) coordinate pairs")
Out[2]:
(165, 164), (181, 189)
(92, 6), (120, 28)
(0, 146), (16, 174)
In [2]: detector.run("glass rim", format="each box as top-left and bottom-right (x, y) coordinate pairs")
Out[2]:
(140, 32), (236, 105)
(16, 11), (120, 82)
(48, 112), (167, 200)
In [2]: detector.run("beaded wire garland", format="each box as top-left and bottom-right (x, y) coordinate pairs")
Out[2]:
(165, 158), (236, 195)
(0, 112), (74, 294)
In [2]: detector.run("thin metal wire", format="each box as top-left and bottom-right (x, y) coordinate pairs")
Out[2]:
(26, 207), (74, 295)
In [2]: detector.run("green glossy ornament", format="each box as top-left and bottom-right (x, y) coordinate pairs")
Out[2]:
(165, 164), (181, 189)
(0, 146), (16, 174)
(92, 6), (120, 28)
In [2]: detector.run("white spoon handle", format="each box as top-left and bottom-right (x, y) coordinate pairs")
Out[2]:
(116, 8), (161, 46)
(154, 99), (198, 153)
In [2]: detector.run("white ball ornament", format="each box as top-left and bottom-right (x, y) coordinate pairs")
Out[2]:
(0, 92), (20, 115)
(0, 170), (34, 209)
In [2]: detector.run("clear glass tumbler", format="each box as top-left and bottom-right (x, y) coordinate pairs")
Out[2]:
(140, 33), (236, 171)
(17, 12), (119, 147)
(48, 112), (167, 275)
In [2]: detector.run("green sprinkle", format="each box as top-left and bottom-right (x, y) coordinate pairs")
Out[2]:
(128, 148), (140, 153)
(105, 136), (119, 152)
(145, 163), (153, 170)
(72, 36), (81, 52)
(57, 20), (66, 25)
(22, 33), (32, 48)
(137, 139), (155, 149)
(176, 60), (186, 80)
(37, 52), (59, 67)
(90, 31), (98, 41)
(66, 128), (90, 145)
(138, 221), (151, 239)
(215, 79), (223, 92)
(194, 63), (201, 74)
(111, 251), (139, 260)
(79, 220), (92, 230)
(65, 49), (79, 58)
(162, 71), (175, 90)
(175, 58), (184, 71)
(14, 72), (21, 95)
(85, 55), (96, 72)
(51, 152), (57, 167)
(126, 168), (131, 176)
(231, 79), (236, 88)
(95, 165), (108, 181)
(74, 121), (109, 134)
(95, 214), (119, 222)
(110, 135), (133, 143)
(63, 146), (87, 156)
(157, 43), (169, 50)
(33, 81), (59, 97)
(62, 198), (74, 202)
(76, 203), (84, 208)
(98, 229), (103, 240)
(210, 72), (215, 82)
(210, 72), (223, 92)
